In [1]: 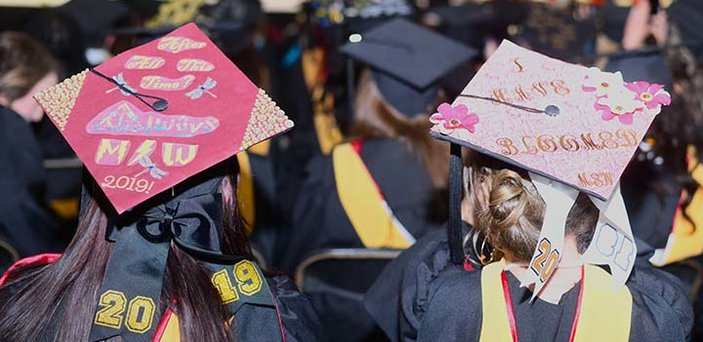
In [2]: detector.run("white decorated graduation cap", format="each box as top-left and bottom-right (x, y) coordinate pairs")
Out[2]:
(340, 18), (478, 116)
(432, 40), (671, 293)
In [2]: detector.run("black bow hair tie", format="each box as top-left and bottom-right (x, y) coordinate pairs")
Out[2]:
(112, 192), (229, 261)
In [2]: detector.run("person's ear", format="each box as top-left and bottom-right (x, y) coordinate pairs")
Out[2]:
(0, 95), (9, 107)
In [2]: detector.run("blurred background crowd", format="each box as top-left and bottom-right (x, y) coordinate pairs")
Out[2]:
(0, 0), (702, 341)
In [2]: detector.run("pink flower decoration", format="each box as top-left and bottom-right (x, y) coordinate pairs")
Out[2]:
(430, 103), (479, 134)
(595, 91), (644, 125)
(625, 81), (671, 109)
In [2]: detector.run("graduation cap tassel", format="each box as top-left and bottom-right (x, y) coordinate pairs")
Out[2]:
(448, 142), (464, 265)
(89, 68), (169, 112)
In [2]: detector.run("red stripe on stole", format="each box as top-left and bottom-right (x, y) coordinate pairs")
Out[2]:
(568, 266), (585, 342)
(501, 271), (518, 342)
(272, 296), (287, 342)
(152, 308), (174, 341)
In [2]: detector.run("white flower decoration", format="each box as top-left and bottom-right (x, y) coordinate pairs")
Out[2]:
(582, 67), (626, 97)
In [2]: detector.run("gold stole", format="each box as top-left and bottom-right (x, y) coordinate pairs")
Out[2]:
(332, 143), (413, 248)
(651, 146), (703, 266)
(154, 311), (180, 341)
(302, 48), (343, 155)
(479, 260), (632, 342)
(153, 312), (232, 341)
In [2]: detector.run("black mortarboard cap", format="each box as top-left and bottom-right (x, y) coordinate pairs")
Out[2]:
(56, 0), (129, 46)
(429, 3), (495, 50)
(340, 18), (477, 116)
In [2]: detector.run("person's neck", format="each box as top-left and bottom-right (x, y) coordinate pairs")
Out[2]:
(505, 237), (583, 304)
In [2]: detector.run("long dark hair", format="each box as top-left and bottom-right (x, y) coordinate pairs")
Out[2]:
(0, 158), (251, 341)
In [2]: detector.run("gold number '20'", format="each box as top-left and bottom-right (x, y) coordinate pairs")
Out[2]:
(530, 238), (560, 283)
(94, 291), (155, 334)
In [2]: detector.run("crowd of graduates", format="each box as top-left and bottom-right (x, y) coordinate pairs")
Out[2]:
(0, 0), (702, 341)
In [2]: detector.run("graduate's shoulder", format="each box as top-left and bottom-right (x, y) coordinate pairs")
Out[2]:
(626, 264), (694, 341)
(265, 274), (326, 341)
(428, 267), (482, 301)
(415, 269), (482, 342)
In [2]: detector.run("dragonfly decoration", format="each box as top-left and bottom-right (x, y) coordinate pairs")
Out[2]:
(185, 77), (217, 100)
(134, 156), (169, 180)
(105, 72), (137, 96)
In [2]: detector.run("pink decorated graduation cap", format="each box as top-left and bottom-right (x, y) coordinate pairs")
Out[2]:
(433, 40), (670, 292)
(432, 40), (669, 200)
(35, 23), (293, 214)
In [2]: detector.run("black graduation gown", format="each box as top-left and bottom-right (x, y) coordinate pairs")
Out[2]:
(620, 155), (703, 318)
(245, 151), (285, 268)
(416, 263), (693, 342)
(236, 275), (326, 341)
(0, 262), (325, 341)
(363, 225), (473, 342)
(0, 106), (45, 196)
(263, 36), (323, 224)
(34, 115), (83, 245)
(621, 158), (681, 253)
(0, 106), (59, 260)
(278, 138), (444, 342)
(621, 149), (703, 341)
(279, 138), (443, 272)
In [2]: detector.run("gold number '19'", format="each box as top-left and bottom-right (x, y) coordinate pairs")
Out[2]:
(211, 260), (263, 303)
(212, 269), (240, 304)
(94, 291), (156, 334)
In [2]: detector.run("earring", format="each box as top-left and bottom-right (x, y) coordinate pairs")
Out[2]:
(479, 236), (491, 265)
(470, 230), (496, 266)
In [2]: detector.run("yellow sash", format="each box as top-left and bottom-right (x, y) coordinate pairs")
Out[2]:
(154, 313), (233, 341)
(248, 140), (271, 157)
(49, 198), (79, 219)
(236, 141), (271, 236)
(479, 260), (513, 342)
(302, 47), (343, 155)
(480, 260), (632, 342)
(236, 151), (256, 236)
(651, 147), (703, 266)
(312, 91), (343, 155)
(332, 143), (414, 249)
(155, 312), (180, 341)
